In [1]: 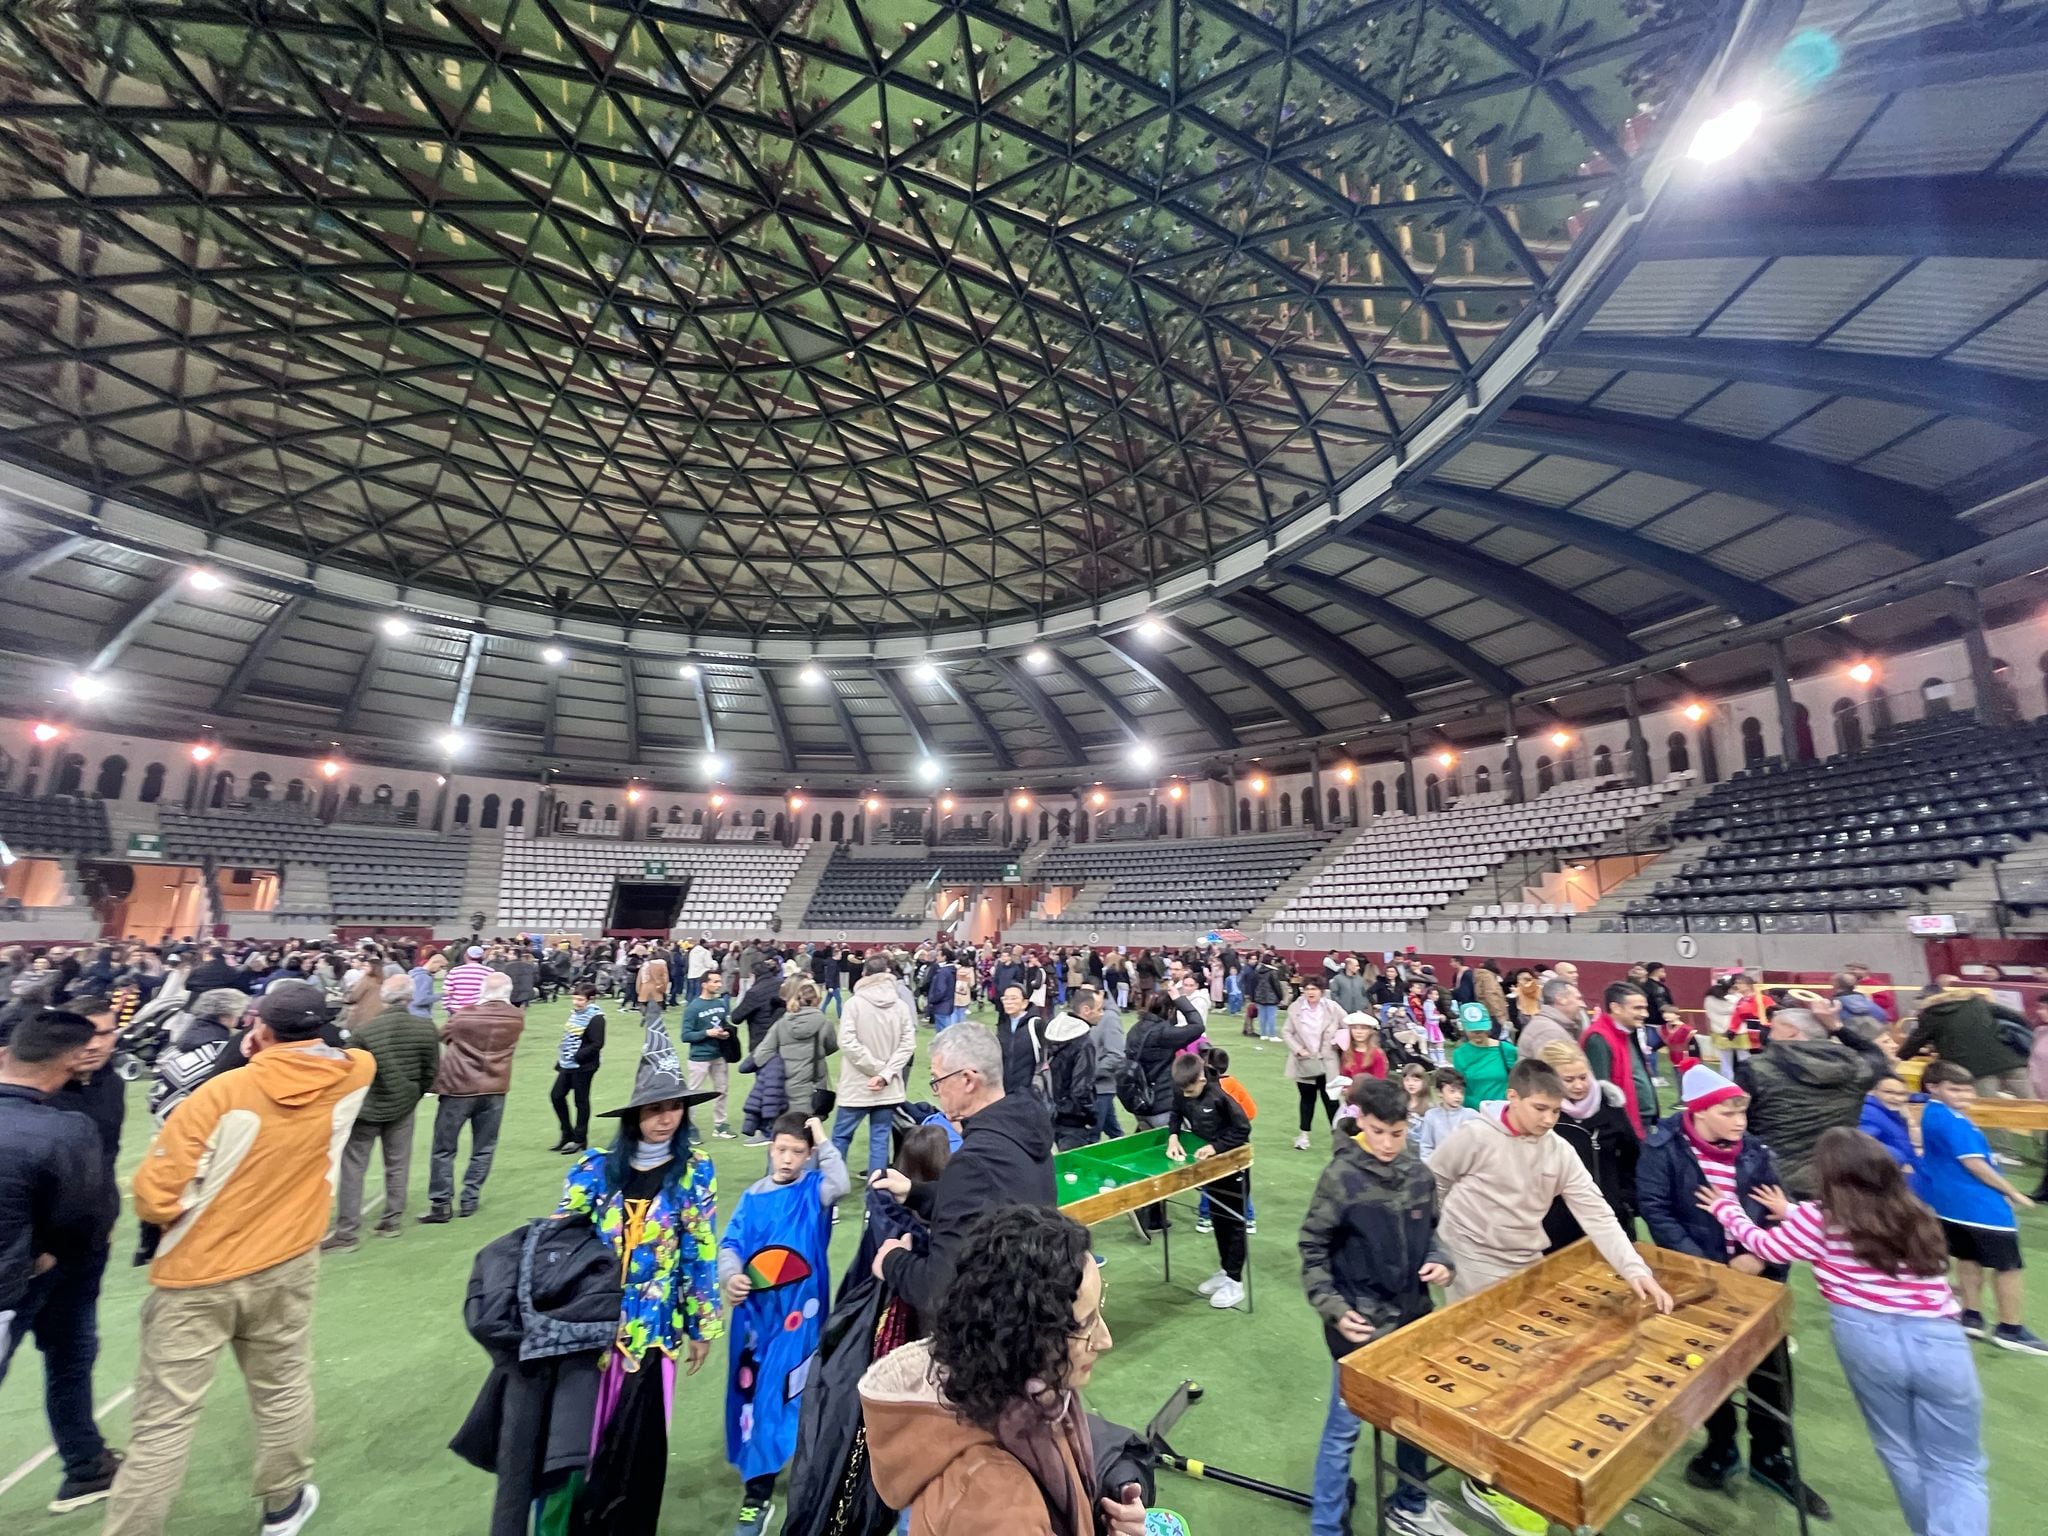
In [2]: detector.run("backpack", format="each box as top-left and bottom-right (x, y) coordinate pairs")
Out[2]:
(1994, 1013), (2032, 1060)
(1115, 1019), (1164, 1116)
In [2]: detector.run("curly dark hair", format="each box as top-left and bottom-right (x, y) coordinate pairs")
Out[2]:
(929, 1205), (1093, 1431)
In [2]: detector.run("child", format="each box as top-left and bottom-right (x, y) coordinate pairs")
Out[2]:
(1916, 1061), (2045, 1353)
(1400, 1063), (1432, 1136)
(1449, 1002), (1515, 1105)
(1698, 1128), (1989, 1536)
(1429, 1059), (1673, 1536)
(1337, 1012), (1389, 1082)
(1166, 1053), (1252, 1309)
(1637, 1063), (1823, 1516)
(1858, 1075), (1918, 1177)
(1300, 1078), (1460, 1536)
(1197, 1047), (1257, 1236)
(549, 981), (606, 1152)
(1412, 1067), (1479, 1160)
(720, 1111), (851, 1535)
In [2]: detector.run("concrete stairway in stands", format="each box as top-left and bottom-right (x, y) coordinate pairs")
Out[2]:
(1580, 843), (1701, 917)
(775, 839), (836, 930)
(1240, 824), (1369, 931)
(456, 827), (503, 930)
(278, 861), (331, 917)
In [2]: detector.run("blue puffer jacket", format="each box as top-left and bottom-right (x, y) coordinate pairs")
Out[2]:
(1858, 1096), (1917, 1175)
(1634, 1117), (1788, 1281)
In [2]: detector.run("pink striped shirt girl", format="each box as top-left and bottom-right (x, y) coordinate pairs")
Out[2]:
(1706, 1193), (1957, 1318)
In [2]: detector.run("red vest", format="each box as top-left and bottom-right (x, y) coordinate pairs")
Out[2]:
(1582, 1010), (1645, 1137)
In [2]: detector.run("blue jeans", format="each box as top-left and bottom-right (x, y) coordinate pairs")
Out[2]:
(833, 1104), (895, 1177)
(1093, 1092), (1124, 1142)
(682, 975), (701, 1002)
(1828, 1304), (1987, 1536)
(1258, 1003), (1279, 1038)
(1199, 1179), (1254, 1225)
(1312, 1362), (1426, 1532)
(0, 1246), (110, 1479)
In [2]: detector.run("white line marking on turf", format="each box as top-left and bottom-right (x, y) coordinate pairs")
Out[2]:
(0, 1194), (389, 1501)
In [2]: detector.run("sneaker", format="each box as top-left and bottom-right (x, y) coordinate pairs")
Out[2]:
(1092, 1253), (1107, 1268)
(557, 1140), (585, 1155)
(417, 1206), (452, 1225)
(1293, 1132), (1311, 1151)
(1462, 1478), (1546, 1536)
(1684, 1446), (1738, 1492)
(548, 1137), (574, 1152)
(373, 1216), (402, 1239)
(1127, 1212), (1152, 1244)
(1749, 1458), (1831, 1520)
(1208, 1277), (1245, 1309)
(1195, 1218), (1213, 1235)
(1246, 1220), (1258, 1235)
(713, 1126), (738, 1140)
(260, 1484), (320, 1535)
(1993, 1323), (2048, 1356)
(1958, 1308), (1987, 1339)
(1385, 1500), (1467, 1536)
(318, 1234), (359, 1255)
(1195, 1270), (1231, 1297)
(457, 1204), (478, 1219)
(733, 1498), (774, 1536)
(48, 1450), (121, 1513)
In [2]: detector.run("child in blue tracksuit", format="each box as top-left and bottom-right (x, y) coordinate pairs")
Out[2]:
(1917, 1062), (2046, 1353)
(719, 1112), (850, 1535)
(1858, 1077), (1917, 1176)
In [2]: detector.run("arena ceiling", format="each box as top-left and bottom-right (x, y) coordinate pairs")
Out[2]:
(0, 0), (2046, 787)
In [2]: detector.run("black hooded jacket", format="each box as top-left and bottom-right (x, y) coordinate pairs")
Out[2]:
(730, 962), (788, 1053)
(879, 1090), (1055, 1317)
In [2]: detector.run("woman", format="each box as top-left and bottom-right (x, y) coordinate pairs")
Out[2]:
(744, 978), (838, 1118)
(1701, 976), (1738, 1067)
(1251, 952), (1286, 1041)
(1508, 967), (1542, 1030)
(860, 1205), (1149, 1536)
(1537, 1042), (1641, 1252)
(1698, 1129), (1986, 1536)
(1284, 975), (1345, 1150)
(556, 1060), (722, 1535)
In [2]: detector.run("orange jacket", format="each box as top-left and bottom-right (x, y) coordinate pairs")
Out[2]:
(1220, 1074), (1258, 1120)
(135, 1038), (373, 1289)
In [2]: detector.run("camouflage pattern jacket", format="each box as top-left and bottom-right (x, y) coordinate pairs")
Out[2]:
(1298, 1136), (1450, 1360)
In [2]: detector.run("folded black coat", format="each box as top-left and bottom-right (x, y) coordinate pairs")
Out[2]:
(451, 1217), (623, 1536)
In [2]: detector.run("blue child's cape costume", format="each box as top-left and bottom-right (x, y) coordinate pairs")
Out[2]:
(723, 1165), (832, 1480)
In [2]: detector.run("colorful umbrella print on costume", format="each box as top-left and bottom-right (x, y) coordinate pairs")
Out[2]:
(742, 1244), (814, 1293)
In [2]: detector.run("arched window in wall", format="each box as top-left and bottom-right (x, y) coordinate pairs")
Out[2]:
(1921, 676), (1953, 718)
(1394, 775), (1412, 813)
(603, 803), (618, 822)
(1056, 808), (1073, 838)
(830, 810), (845, 842)
(1326, 787), (1341, 823)
(208, 770), (233, 807)
(94, 755), (128, 799)
(1278, 792), (1293, 827)
(1592, 744), (1613, 778)
(508, 797), (525, 827)
(1831, 698), (1863, 757)
(453, 793), (470, 825)
(692, 808), (705, 827)
(248, 770), (272, 801)
(54, 753), (86, 796)
(284, 778), (306, 804)
(137, 762), (166, 803)
(480, 793), (501, 828)
(404, 789), (421, 820)
(773, 812), (787, 841)
(751, 809), (766, 828)
(344, 785), (361, 810)
(810, 813), (822, 841)
(1370, 781), (1386, 817)
(1535, 756), (1554, 793)
(578, 799), (595, 819)
(1667, 732), (1691, 775)
(373, 784), (393, 806)
(1424, 773), (1443, 812)
(852, 811), (865, 845)
(1739, 716), (1766, 766)
(1792, 702), (1816, 760)
(1041, 810), (1052, 840)
(1237, 797), (1250, 831)
(1474, 765), (1491, 794)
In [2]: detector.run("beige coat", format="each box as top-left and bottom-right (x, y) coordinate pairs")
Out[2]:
(1283, 996), (1346, 1081)
(835, 972), (915, 1107)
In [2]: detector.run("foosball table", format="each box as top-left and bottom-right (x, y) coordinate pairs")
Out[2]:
(1055, 1129), (1255, 1305)
(1339, 1240), (1794, 1534)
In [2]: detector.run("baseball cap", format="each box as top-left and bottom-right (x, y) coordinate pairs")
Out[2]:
(257, 980), (335, 1038)
(1457, 1001), (1494, 1032)
(466, 945), (484, 959)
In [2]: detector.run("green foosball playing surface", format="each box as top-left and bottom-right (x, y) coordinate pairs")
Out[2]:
(1055, 1128), (1200, 1203)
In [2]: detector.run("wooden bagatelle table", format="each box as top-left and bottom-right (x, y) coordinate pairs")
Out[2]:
(1338, 1240), (1791, 1533)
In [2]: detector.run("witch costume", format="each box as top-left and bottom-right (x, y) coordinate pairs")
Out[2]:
(554, 1052), (721, 1535)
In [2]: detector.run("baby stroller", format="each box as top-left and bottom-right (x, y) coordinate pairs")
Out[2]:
(112, 990), (185, 1081)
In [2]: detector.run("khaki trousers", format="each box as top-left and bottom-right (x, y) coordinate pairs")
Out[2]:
(102, 1249), (319, 1536)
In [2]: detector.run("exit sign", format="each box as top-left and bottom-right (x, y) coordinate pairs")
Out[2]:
(643, 860), (667, 877)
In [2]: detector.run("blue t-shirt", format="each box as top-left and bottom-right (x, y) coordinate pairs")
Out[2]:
(1915, 1100), (2014, 1229)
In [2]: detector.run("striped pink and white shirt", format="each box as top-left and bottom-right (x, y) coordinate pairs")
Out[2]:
(1708, 1194), (1957, 1318)
(442, 962), (494, 1015)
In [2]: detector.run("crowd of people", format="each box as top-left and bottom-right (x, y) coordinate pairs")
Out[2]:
(1, 930), (2043, 1536)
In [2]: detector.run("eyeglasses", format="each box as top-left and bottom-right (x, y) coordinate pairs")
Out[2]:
(929, 1066), (973, 1091)
(1070, 1305), (1110, 1346)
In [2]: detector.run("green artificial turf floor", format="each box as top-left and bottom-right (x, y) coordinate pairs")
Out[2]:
(4, 998), (2046, 1534)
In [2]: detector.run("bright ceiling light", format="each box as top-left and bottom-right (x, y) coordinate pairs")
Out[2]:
(798, 664), (824, 686)
(380, 615), (412, 639)
(189, 742), (214, 763)
(1687, 99), (1762, 164)
(1248, 775), (1267, 794)
(788, 794), (805, 810)
(68, 674), (110, 701)
(185, 567), (225, 592)
(1848, 661), (1876, 685)
(30, 721), (60, 744)
(1436, 750), (1456, 768)
(913, 662), (939, 684)
(438, 730), (466, 756)
(915, 757), (943, 784)
(1024, 647), (1049, 667)
(1127, 741), (1158, 769)
(541, 645), (566, 666)
(701, 752), (727, 778)
(939, 796), (955, 812)
(678, 662), (699, 680)
(1683, 702), (1708, 724)
(865, 796), (882, 813)
(1089, 789), (1107, 808)
(1137, 618), (1164, 641)
(626, 787), (642, 803)
(319, 758), (342, 779)
(1336, 763), (1356, 784)
(1549, 729), (1571, 748)
(709, 792), (726, 809)
(1012, 793), (1032, 811)
(1167, 783), (1185, 801)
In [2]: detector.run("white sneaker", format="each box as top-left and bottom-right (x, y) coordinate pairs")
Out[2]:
(1208, 1277), (1246, 1309)
(261, 1485), (320, 1536)
(1386, 1500), (1468, 1536)
(1195, 1270), (1231, 1297)
(1293, 1131), (1311, 1151)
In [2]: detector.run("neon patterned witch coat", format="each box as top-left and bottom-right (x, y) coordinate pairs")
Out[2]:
(557, 1147), (723, 1363)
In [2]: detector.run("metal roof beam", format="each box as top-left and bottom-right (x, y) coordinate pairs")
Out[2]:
(619, 657), (641, 763)
(1096, 632), (1240, 749)
(0, 533), (90, 587)
(1481, 405), (1970, 559)
(1332, 522), (1640, 663)
(213, 593), (305, 712)
(450, 632), (485, 727)
(540, 665), (562, 756)
(1555, 336), (2048, 437)
(985, 655), (1088, 766)
(872, 668), (936, 760)
(928, 671), (1015, 771)
(1044, 650), (1141, 743)
(337, 625), (389, 732)
(1642, 175), (2048, 262)
(87, 569), (185, 673)
(1271, 570), (1520, 698)
(757, 669), (798, 773)
(1409, 480), (1790, 623)
(823, 683), (873, 775)
(1216, 590), (1413, 722)
(1166, 623), (1326, 738)
(690, 668), (716, 755)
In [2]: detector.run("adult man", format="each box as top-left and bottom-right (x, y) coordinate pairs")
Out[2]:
(0, 1009), (117, 1513)
(421, 971), (524, 1223)
(806, 942), (838, 1013)
(1514, 978), (1583, 1060)
(101, 980), (371, 1536)
(991, 944), (1024, 1003)
(1450, 956), (1476, 1007)
(494, 946), (538, 1009)
(1583, 982), (1661, 1136)
(406, 951), (444, 1019)
(326, 974), (440, 1251)
(680, 967), (736, 1138)
(1825, 972), (1887, 1036)
(1041, 988), (1101, 1150)
(925, 949), (959, 1029)
(1738, 1004), (1883, 1198)
(688, 937), (719, 1003)
(184, 946), (241, 994)
(635, 944), (671, 1033)
(1325, 956), (1370, 1016)
(1898, 983), (2031, 1096)
(833, 956), (915, 1176)
(995, 983), (1041, 1096)
(441, 945), (493, 1015)
(869, 1022), (1055, 1315)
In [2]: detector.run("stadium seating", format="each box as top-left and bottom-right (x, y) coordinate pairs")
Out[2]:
(802, 847), (1019, 927)
(1278, 779), (1689, 932)
(498, 830), (804, 931)
(0, 790), (112, 856)
(159, 804), (469, 923)
(1037, 831), (1328, 926)
(1623, 716), (2048, 927)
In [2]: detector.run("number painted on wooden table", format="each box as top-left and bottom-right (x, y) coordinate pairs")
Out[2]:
(1595, 1413), (1630, 1431)
(1564, 1438), (1603, 1459)
(1422, 1372), (1458, 1394)
(1454, 1353), (1492, 1373)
